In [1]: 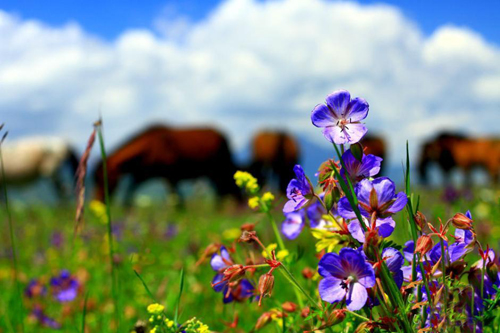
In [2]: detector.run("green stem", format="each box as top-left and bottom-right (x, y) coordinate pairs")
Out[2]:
(0, 145), (25, 333)
(266, 211), (286, 251)
(96, 122), (120, 331)
(279, 265), (318, 309)
(346, 310), (369, 322)
(440, 239), (448, 322)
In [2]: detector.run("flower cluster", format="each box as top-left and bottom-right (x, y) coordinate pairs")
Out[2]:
(145, 303), (210, 333)
(204, 89), (500, 332)
(25, 270), (80, 329)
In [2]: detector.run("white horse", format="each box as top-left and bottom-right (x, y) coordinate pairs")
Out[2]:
(0, 136), (79, 199)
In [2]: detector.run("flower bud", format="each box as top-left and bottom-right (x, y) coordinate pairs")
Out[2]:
(301, 267), (315, 279)
(414, 211), (427, 231)
(223, 265), (246, 283)
(326, 309), (346, 326)
(281, 302), (297, 313)
(300, 307), (310, 318)
(255, 312), (272, 330)
(452, 213), (473, 230)
(240, 223), (255, 231)
(258, 273), (274, 304)
(363, 228), (382, 260)
(415, 235), (433, 256)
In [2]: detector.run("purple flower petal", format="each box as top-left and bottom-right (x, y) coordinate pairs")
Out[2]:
(322, 125), (346, 144)
(318, 252), (345, 279)
(382, 247), (404, 273)
(281, 212), (305, 240)
(212, 274), (227, 292)
(338, 197), (357, 220)
(346, 282), (368, 311)
(449, 243), (467, 262)
(348, 219), (366, 243)
(283, 197), (307, 213)
(371, 177), (396, 206)
(343, 123), (367, 144)
(387, 192), (408, 213)
(318, 276), (346, 304)
(403, 241), (415, 263)
(358, 155), (382, 178)
(325, 90), (350, 117)
(357, 263), (376, 288)
(345, 97), (369, 122)
(210, 246), (231, 271)
(376, 217), (395, 238)
(311, 104), (337, 127)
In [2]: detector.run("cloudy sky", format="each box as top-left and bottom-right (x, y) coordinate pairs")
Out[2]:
(1, 0), (499, 175)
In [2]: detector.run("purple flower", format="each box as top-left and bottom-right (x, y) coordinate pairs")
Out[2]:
(283, 165), (313, 213)
(25, 279), (47, 299)
(339, 177), (407, 240)
(50, 270), (79, 302)
(311, 90), (369, 145)
(281, 211), (305, 240)
(382, 247), (404, 288)
(340, 149), (382, 184)
(318, 248), (376, 310)
(31, 306), (61, 329)
(210, 246), (254, 303)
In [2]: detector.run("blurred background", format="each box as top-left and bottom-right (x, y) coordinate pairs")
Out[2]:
(0, 0), (499, 202)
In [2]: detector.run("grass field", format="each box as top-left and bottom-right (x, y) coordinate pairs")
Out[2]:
(1, 184), (499, 332)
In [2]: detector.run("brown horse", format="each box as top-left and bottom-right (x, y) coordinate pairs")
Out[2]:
(418, 132), (500, 185)
(361, 134), (387, 175)
(93, 125), (240, 205)
(248, 130), (300, 193)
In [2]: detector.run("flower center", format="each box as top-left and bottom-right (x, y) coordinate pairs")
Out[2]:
(340, 275), (356, 290)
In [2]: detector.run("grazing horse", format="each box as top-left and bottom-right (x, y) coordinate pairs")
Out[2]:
(248, 130), (300, 193)
(361, 134), (387, 175)
(93, 125), (240, 205)
(0, 137), (79, 199)
(418, 132), (500, 185)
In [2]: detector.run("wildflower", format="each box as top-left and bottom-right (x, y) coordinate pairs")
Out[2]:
(318, 248), (376, 310)
(340, 149), (382, 184)
(147, 303), (164, 315)
(50, 270), (79, 302)
(310, 228), (343, 253)
(30, 306), (61, 329)
(283, 165), (314, 213)
(248, 196), (260, 209)
(311, 90), (369, 144)
(25, 279), (47, 299)
(262, 244), (289, 261)
(281, 211), (305, 240)
(258, 273), (274, 305)
(89, 199), (108, 224)
(339, 177), (407, 240)
(234, 171), (259, 194)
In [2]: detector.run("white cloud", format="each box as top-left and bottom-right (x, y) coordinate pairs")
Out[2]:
(0, 0), (499, 171)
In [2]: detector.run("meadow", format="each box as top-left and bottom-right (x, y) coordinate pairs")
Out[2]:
(1, 184), (500, 332)
(3, 90), (500, 333)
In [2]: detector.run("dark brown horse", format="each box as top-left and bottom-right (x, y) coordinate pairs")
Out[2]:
(418, 132), (500, 185)
(94, 125), (240, 205)
(248, 130), (300, 193)
(361, 134), (387, 175)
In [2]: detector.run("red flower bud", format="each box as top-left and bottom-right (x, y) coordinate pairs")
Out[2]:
(255, 312), (272, 330)
(414, 211), (427, 231)
(326, 309), (346, 326)
(415, 235), (433, 256)
(281, 302), (297, 313)
(452, 213), (473, 230)
(301, 267), (315, 279)
(257, 273), (274, 306)
(239, 231), (256, 243)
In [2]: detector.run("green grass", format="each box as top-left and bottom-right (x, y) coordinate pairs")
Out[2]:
(1, 186), (500, 332)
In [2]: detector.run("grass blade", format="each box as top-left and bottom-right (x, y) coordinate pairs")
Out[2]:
(174, 268), (185, 325)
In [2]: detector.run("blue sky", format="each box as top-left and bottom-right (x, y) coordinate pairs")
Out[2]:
(0, 0), (499, 182)
(1, 0), (499, 44)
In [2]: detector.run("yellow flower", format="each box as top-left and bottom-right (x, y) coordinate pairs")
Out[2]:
(147, 303), (164, 315)
(260, 192), (275, 211)
(311, 228), (342, 253)
(197, 324), (210, 333)
(262, 243), (288, 260)
(234, 171), (259, 194)
(89, 200), (108, 224)
(165, 319), (174, 328)
(248, 196), (260, 209)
